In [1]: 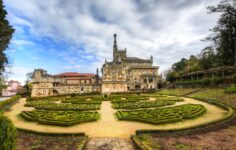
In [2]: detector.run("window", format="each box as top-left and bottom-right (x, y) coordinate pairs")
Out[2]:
(143, 79), (147, 83)
(149, 78), (153, 83)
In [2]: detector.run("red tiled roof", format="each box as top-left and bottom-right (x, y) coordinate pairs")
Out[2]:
(54, 72), (95, 77)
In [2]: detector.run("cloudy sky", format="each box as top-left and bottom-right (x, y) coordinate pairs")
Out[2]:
(3, 0), (220, 84)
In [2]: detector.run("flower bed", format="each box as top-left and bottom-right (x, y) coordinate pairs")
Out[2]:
(20, 110), (99, 126)
(116, 104), (206, 125)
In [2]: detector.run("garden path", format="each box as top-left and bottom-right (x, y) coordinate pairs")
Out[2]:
(4, 97), (228, 138)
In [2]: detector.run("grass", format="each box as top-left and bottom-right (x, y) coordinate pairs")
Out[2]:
(158, 88), (200, 96)
(131, 87), (236, 149)
(188, 88), (236, 108)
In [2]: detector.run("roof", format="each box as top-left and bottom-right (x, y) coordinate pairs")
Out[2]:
(8, 80), (21, 84)
(123, 57), (152, 63)
(117, 50), (126, 53)
(181, 66), (236, 77)
(129, 66), (159, 69)
(54, 72), (95, 77)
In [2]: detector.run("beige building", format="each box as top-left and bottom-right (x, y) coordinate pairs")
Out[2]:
(102, 34), (159, 93)
(31, 34), (159, 96)
(31, 69), (101, 97)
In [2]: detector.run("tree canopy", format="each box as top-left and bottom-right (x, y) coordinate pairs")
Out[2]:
(166, 0), (236, 82)
(0, 0), (14, 89)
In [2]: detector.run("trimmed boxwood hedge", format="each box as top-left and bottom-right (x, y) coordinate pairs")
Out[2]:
(25, 102), (101, 111)
(0, 114), (17, 150)
(61, 99), (102, 104)
(112, 97), (184, 109)
(112, 100), (178, 109)
(24, 100), (55, 107)
(0, 95), (21, 113)
(20, 110), (99, 126)
(116, 104), (206, 125)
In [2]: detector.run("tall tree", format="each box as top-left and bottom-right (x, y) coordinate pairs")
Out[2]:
(199, 47), (218, 70)
(0, 0), (14, 89)
(207, 0), (236, 65)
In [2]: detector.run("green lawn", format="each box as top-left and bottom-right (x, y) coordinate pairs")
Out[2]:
(188, 88), (236, 108)
(158, 88), (200, 96)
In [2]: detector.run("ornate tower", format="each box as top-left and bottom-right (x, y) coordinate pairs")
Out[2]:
(113, 34), (118, 62)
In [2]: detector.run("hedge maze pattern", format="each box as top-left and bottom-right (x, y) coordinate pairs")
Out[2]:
(116, 104), (206, 125)
(20, 110), (99, 126)
(25, 102), (100, 111)
(113, 100), (177, 109)
(112, 97), (184, 109)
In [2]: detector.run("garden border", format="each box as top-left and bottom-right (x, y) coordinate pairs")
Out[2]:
(135, 95), (235, 136)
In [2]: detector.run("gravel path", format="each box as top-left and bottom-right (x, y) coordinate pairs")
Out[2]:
(4, 97), (228, 138)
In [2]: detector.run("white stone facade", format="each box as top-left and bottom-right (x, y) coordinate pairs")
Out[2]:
(101, 34), (159, 93)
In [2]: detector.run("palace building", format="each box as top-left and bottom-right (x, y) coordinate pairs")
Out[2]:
(31, 69), (101, 97)
(31, 34), (159, 97)
(101, 34), (159, 93)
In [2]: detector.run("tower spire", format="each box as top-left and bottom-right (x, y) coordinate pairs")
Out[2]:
(113, 33), (117, 51)
(96, 68), (99, 76)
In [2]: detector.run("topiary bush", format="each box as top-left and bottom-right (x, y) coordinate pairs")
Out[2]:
(20, 110), (99, 126)
(0, 114), (17, 150)
(112, 99), (182, 109)
(25, 101), (101, 111)
(116, 104), (206, 125)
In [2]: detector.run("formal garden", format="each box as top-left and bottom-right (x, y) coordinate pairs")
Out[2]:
(1, 88), (235, 149)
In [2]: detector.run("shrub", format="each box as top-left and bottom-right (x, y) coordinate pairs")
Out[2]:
(20, 110), (99, 126)
(224, 86), (236, 94)
(0, 95), (21, 112)
(25, 101), (101, 111)
(202, 78), (211, 86)
(232, 73), (236, 83)
(112, 98), (183, 109)
(116, 104), (206, 125)
(211, 77), (223, 85)
(71, 93), (77, 97)
(0, 114), (17, 150)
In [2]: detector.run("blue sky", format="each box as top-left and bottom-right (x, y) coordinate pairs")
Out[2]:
(3, 0), (220, 84)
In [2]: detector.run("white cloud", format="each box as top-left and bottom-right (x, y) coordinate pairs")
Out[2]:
(4, 0), (221, 75)
(5, 66), (33, 85)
